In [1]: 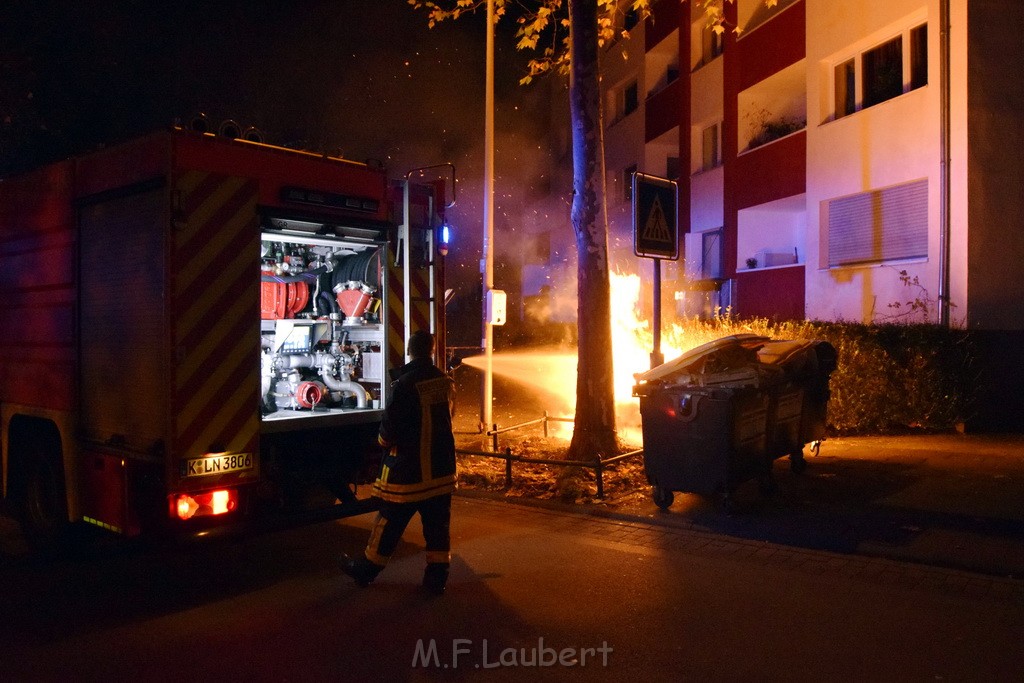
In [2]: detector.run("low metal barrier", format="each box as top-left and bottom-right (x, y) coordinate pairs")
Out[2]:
(483, 411), (575, 452)
(455, 412), (643, 499)
(455, 446), (643, 499)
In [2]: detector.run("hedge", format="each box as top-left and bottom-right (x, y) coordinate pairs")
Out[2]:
(663, 317), (976, 435)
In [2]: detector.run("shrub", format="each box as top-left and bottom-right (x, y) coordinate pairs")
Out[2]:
(670, 315), (976, 435)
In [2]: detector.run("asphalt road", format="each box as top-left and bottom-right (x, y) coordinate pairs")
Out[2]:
(2, 497), (1022, 681)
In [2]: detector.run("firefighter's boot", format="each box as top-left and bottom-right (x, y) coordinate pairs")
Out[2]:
(422, 562), (449, 595)
(339, 553), (382, 587)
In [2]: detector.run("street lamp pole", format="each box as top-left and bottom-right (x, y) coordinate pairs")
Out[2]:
(481, 0), (495, 433)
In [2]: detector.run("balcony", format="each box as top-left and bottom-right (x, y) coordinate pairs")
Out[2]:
(734, 264), (805, 320)
(645, 77), (681, 142)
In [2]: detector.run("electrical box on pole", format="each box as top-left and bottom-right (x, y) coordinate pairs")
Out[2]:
(486, 289), (506, 326)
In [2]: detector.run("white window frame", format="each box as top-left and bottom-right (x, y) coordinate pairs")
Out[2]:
(829, 19), (929, 121)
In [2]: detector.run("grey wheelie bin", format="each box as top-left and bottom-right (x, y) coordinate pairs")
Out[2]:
(633, 334), (836, 510)
(757, 338), (838, 472)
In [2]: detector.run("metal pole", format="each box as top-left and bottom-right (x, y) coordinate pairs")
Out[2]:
(427, 192), (437, 336)
(402, 180), (413, 359)
(651, 258), (664, 369)
(481, 0), (495, 431)
(938, 0), (952, 327)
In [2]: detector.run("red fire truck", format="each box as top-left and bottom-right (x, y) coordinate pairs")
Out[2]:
(0, 128), (449, 542)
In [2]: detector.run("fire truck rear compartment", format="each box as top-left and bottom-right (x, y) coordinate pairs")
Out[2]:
(259, 232), (386, 423)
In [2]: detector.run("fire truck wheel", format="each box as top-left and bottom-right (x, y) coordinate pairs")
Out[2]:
(15, 444), (69, 549)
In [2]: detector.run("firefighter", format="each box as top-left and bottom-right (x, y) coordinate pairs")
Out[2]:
(340, 330), (457, 594)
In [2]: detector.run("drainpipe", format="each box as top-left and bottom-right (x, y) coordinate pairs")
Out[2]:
(938, 0), (952, 327)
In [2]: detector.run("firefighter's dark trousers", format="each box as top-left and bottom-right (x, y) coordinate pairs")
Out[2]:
(363, 493), (452, 567)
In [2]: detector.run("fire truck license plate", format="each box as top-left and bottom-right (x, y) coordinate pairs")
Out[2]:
(182, 453), (253, 477)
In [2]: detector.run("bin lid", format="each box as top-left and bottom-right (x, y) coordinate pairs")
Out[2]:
(756, 339), (816, 367)
(633, 334), (770, 385)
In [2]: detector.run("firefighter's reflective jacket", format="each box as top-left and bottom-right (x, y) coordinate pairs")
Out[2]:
(374, 357), (456, 503)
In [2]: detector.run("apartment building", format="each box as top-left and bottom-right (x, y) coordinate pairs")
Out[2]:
(524, 0), (1024, 331)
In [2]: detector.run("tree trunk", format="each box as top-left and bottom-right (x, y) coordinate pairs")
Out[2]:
(566, 0), (619, 459)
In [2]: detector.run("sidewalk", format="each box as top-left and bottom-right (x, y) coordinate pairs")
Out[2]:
(459, 432), (1024, 580)
(790, 433), (1024, 578)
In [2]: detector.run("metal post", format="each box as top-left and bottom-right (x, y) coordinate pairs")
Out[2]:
(401, 181), (413, 360)
(938, 0), (952, 327)
(650, 258), (664, 369)
(480, 0), (496, 431)
(427, 192), (437, 336)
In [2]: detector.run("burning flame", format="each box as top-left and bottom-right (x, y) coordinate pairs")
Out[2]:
(609, 272), (695, 443)
(463, 271), (710, 445)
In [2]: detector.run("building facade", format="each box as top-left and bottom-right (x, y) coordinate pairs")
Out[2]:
(524, 0), (1024, 331)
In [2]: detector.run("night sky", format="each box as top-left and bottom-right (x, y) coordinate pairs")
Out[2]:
(2, 0), (563, 344)
(1, 0), (539, 169)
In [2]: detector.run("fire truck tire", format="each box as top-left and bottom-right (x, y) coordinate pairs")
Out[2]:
(12, 434), (69, 549)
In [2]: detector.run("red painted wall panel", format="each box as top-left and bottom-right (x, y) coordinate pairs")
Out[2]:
(732, 131), (806, 211)
(735, 265), (805, 320)
(645, 78), (682, 143)
(646, 0), (683, 50)
(735, 1), (806, 92)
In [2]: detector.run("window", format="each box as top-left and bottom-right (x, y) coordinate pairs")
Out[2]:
(832, 22), (928, 119)
(701, 229), (724, 279)
(863, 36), (903, 107)
(623, 81), (639, 117)
(701, 123), (720, 171)
(701, 24), (724, 65)
(609, 80), (639, 123)
(624, 8), (639, 31)
(624, 164), (637, 202)
(666, 157), (680, 181)
(910, 24), (928, 90)
(826, 179), (928, 267)
(834, 59), (855, 119)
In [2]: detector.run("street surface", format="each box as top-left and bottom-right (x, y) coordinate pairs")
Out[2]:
(2, 497), (1023, 681)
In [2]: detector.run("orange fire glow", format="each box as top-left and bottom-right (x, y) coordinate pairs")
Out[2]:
(464, 271), (711, 445)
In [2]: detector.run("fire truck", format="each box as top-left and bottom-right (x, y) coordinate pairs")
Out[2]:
(0, 128), (449, 542)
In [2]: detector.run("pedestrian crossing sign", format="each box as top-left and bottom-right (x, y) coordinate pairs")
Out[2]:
(632, 173), (679, 260)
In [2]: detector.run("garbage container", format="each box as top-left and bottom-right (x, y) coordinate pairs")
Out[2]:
(756, 338), (838, 471)
(633, 334), (836, 510)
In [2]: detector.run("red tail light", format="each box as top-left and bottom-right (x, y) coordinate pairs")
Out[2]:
(174, 489), (238, 520)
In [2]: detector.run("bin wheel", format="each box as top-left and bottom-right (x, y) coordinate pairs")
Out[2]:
(790, 450), (807, 474)
(652, 487), (674, 510)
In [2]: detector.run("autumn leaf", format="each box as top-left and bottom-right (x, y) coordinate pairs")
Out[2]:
(517, 35), (539, 50)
